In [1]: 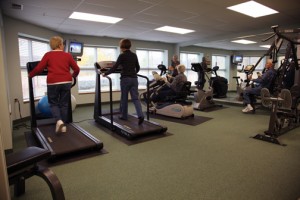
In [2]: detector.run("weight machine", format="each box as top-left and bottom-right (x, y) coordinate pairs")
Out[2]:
(252, 25), (300, 145)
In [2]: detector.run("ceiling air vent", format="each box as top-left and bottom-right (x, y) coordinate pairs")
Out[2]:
(11, 3), (24, 10)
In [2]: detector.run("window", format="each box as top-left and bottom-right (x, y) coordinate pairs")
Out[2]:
(211, 55), (228, 79)
(180, 52), (202, 86)
(18, 37), (50, 101)
(136, 49), (166, 87)
(77, 46), (118, 93)
(239, 56), (266, 80)
(276, 56), (285, 69)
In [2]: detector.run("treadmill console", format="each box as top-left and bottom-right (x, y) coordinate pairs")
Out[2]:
(94, 61), (118, 73)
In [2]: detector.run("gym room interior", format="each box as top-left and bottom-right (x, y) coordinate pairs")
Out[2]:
(0, 0), (300, 199)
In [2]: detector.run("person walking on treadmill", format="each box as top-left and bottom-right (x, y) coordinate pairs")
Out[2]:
(29, 36), (80, 133)
(103, 39), (144, 125)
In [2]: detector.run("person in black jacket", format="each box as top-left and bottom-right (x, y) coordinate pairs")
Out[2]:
(103, 39), (144, 125)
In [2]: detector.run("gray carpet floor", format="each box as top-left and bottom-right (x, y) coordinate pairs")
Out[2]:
(10, 101), (300, 200)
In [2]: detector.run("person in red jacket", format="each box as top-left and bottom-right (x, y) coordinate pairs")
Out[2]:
(29, 36), (80, 133)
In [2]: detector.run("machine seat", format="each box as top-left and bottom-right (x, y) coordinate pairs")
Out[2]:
(6, 146), (65, 200)
(6, 146), (50, 174)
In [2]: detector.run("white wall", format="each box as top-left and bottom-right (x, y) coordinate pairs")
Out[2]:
(0, 10), (12, 200)
(0, 13), (13, 150)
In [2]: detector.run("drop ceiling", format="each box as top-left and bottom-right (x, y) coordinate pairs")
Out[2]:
(1, 0), (300, 50)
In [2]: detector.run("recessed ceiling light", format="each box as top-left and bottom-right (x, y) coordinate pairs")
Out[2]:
(231, 39), (257, 44)
(69, 12), (123, 24)
(155, 26), (195, 34)
(260, 45), (271, 48)
(227, 1), (278, 18)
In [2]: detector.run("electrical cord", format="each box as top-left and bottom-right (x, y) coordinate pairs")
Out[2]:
(13, 123), (31, 130)
(13, 98), (31, 130)
(14, 98), (22, 119)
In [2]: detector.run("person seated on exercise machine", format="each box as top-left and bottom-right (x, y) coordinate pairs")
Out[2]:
(242, 59), (276, 113)
(166, 65), (178, 82)
(151, 64), (187, 103)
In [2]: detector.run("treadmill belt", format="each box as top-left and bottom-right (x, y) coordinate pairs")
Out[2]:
(104, 114), (166, 136)
(37, 123), (99, 155)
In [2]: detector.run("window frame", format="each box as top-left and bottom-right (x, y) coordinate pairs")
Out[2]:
(18, 36), (50, 101)
(180, 51), (203, 86)
(136, 48), (167, 88)
(77, 45), (119, 93)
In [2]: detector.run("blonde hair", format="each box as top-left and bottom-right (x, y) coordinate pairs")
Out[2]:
(50, 36), (63, 50)
(176, 64), (186, 73)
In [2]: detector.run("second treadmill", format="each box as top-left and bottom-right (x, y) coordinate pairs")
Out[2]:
(94, 61), (167, 139)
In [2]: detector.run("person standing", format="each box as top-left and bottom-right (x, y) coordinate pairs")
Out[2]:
(29, 36), (80, 133)
(170, 54), (180, 76)
(103, 39), (144, 125)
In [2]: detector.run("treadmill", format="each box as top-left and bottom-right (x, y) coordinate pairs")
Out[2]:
(94, 61), (167, 139)
(27, 61), (103, 161)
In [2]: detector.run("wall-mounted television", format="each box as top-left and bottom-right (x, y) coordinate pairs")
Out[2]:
(232, 55), (243, 64)
(65, 40), (84, 57)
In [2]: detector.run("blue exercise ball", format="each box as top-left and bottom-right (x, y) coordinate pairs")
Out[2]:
(37, 95), (52, 117)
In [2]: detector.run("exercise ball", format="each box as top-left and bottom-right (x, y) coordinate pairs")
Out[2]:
(71, 94), (77, 111)
(37, 95), (52, 117)
(37, 95), (76, 116)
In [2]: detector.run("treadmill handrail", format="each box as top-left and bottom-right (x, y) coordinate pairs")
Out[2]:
(137, 74), (150, 120)
(100, 75), (114, 130)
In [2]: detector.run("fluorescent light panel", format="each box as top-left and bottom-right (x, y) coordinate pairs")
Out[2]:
(155, 26), (194, 34)
(260, 45), (271, 48)
(232, 39), (257, 44)
(69, 12), (123, 24)
(227, 1), (278, 18)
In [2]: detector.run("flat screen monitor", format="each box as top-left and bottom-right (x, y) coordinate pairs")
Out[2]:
(68, 41), (84, 57)
(232, 55), (243, 64)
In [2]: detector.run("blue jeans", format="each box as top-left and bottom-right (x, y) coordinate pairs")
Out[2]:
(120, 77), (144, 119)
(47, 83), (71, 123)
(243, 86), (261, 104)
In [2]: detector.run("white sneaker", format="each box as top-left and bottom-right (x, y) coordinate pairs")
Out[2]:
(55, 120), (64, 133)
(242, 105), (253, 113)
(61, 125), (67, 133)
(242, 106), (249, 112)
(247, 104), (253, 111)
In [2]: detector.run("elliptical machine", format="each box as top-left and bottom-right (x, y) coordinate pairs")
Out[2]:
(191, 62), (223, 111)
(232, 64), (256, 101)
(139, 64), (194, 119)
(209, 68), (228, 98)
